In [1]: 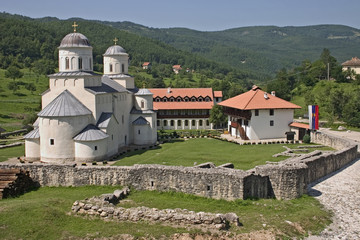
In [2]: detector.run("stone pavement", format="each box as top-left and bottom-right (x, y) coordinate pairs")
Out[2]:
(306, 128), (360, 240)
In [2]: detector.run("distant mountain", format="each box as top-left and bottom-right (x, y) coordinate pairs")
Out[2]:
(99, 21), (360, 77)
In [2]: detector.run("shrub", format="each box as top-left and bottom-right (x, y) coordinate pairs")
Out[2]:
(303, 134), (311, 143)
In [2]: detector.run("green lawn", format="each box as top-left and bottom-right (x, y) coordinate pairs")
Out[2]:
(113, 138), (290, 170)
(0, 186), (331, 239)
(0, 145), (24, 162)
(0, 69), (48, 131)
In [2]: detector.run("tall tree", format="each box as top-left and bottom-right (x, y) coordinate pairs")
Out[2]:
(5, 66), (23, 81)
(209, 105), (227, 129)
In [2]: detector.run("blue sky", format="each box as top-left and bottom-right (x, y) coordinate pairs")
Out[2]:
(2, 0), (360, 31)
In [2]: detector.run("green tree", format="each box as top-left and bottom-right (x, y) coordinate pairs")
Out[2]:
(5, 66), (23, 81)
(209, 105), (227, 129)
(25, 83), (37, 94)
(8, 81), (19, 93)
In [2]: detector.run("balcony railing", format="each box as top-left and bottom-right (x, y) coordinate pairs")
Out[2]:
(223, 108), (251, 120)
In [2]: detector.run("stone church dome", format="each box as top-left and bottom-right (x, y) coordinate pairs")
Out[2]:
(60, 33), (91, 48)
(104, 45), (127, 56)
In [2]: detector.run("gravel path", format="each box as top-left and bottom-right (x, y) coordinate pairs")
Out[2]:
(307, 129), (360, 240)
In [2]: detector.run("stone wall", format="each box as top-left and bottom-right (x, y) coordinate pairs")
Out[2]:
(0, 131), (357, 200)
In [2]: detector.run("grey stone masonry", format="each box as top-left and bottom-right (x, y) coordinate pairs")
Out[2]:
(0, 131), (357, 200)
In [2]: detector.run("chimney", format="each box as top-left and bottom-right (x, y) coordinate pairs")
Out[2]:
(167, 87), (171, 93)
(264, 92), (269, 99)
(271, 91), (276, 96)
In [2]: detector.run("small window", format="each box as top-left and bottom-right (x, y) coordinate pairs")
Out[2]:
(141, 100), (145, 108)
(122, 115), (124, 124)
(78, 57), (82, 70)
(270, 109), (274, 116)
(207, 185), (211, 191)
(50, 139), (54, 145)
(65, 58), (69, 70)
(255, 109), (259, 116)
(151, 181), (154, 187)
(94, 146), (98, 151)
(122, 64), (125, 73)
(138, 130), (141, 134)
(270, 120), (274, 126)
(110, 64), (113, 72)
(112, 135), (113, 140)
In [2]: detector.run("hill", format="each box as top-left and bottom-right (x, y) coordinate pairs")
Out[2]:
(0, 12), (254, 81)
(100, 21), (360, 78)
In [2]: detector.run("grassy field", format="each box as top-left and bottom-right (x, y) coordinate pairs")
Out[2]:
(114, 138), (305, 170)
(0, 145), (24, 162)
(0, 69), (48, 131)
(0, 186), (331, 239)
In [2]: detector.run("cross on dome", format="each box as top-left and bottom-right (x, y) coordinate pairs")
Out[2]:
(72, 21), (78, 32)
(113, 37), (118, 45)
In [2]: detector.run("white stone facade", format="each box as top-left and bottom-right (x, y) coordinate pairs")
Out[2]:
(24, 32), (157, 163)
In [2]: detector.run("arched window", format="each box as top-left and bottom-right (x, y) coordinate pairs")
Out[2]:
(110, 64), (113, 72)
(89, 59), (92, 69)
(205, 97), (211, 102)
(163, 120), (167, 126)
(122, 64), (125, 73)
(185, 120), (189, 126)
(170, 97), (175, 102)
(199, 120), (203, 126)
(206, 120), (210, 126)
(192, 120), (196, 126)
(78, 57), (82, 70)
(155, 97), (161, 102)
(65, 57), (69, 70)
(184, 97), (189, 102)
(170, 120), (174, 126)
(191, 97), (196, 102)
(162, 98), (167, 102)
(198, 97), (203, 102)
(177, 97), (182, 102)
(141, 100), (145, 108)
(177, 120), (182, 127)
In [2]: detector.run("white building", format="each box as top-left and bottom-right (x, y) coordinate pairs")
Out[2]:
(24, 30), (157, 163)
(149, 88), (222, 130)
(219, 85), (301, 140)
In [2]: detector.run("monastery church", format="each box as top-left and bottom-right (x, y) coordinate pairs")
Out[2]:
(24, 26), (157, 163)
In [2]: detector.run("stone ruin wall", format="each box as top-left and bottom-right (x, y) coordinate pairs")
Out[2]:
(0, 131), (357, 200)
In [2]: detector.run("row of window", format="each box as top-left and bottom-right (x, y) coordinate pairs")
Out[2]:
(157, 119), (210, 127)
(109, 63), (125, 73)
(154, 96), (212, 102)
(158, 109), (209, 116)
(64, 57), (91, 70)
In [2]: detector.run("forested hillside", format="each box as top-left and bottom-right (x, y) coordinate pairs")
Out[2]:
(102, 21), (360, 78)
(0, 12), (254, 81)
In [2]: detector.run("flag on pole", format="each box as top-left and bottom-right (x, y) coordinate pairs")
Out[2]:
(308, 105), (319, 130)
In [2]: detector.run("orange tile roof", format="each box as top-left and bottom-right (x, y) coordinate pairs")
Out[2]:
(342, 57), (360, 66)
(153, 102), (213, 110)
(214, 91), (223, 98)
(142, 62), (151, 66)
(149, 88), (214, 99)
(172, 65), (182, 69)
(289, 122), (310, 129)
(218, 87), (301, 110)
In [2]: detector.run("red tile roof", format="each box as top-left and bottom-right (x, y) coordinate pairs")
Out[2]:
(142, 62), (151, 66)
(172, 65), (182, 70)
(218, 87), (301, 110)
(342, 57), (360, 66)
(152, 102), (213, 110)
(214, 91), (223, 98)
(149, 88), (214, 98)
(289, 122), (310, 129)
(149, 88), (215, 110)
